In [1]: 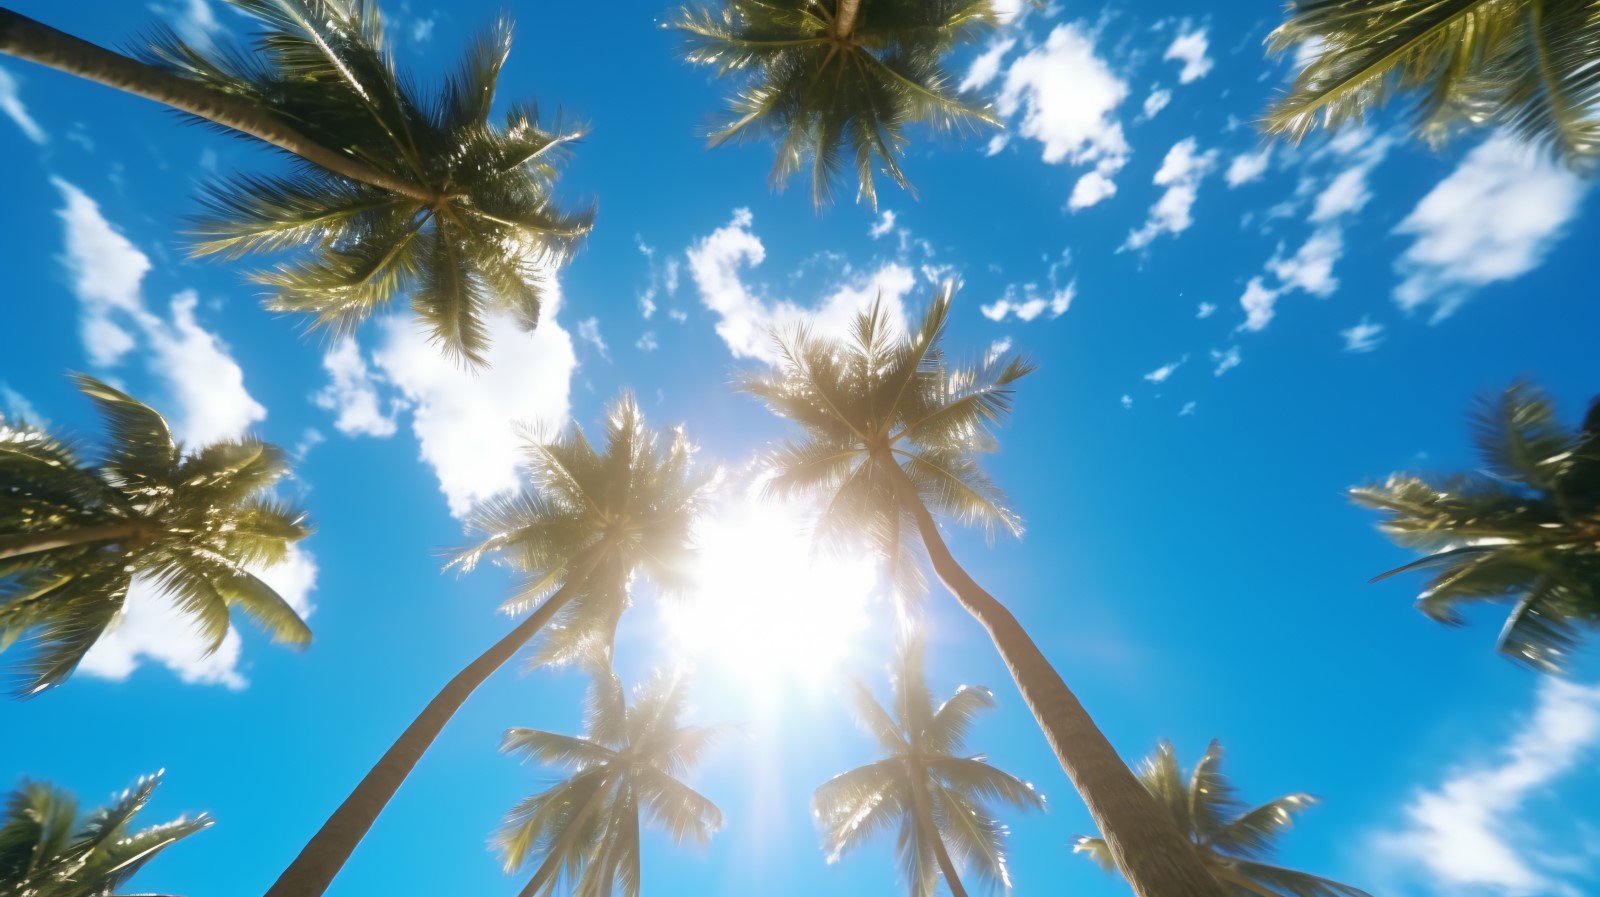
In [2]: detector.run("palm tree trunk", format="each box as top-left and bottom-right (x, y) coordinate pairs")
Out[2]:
(908, 767), (969, 897)
(878, 458), (1225, 897)
(835, 0), (862, 38)
(0, 9), (435, 203)
(0, 522), (144, 561)
(261, 546), (607, 897)
(516, 775), (612, 897)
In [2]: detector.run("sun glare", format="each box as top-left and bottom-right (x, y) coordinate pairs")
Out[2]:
(661, 487), (878, 705)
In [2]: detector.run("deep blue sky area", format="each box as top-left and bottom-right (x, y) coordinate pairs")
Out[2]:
(3, 2), (1600, 896)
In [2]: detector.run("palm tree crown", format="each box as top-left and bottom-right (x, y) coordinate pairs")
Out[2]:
(671, 0), (1000, 207)
(0, 374), (310, 695)
(740, 283), (1031, 598)
(0, 772), (211, 897)
(1265, 0), (1600, 170)
(1075, 742), (1370, 897)
(496, 671), (725, 897)
(148, 0), (593, 365)
(1353, 383), (1600, 673)
(451, 393), (713, 668)
(814, 636), (1043, 897)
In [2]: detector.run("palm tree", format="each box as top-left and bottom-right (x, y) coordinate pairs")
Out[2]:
(1353, 383), (1600, 673)
(813, 635), (1043, 897)
(1076, 742), (1371, 897)
(496, 670), (724, 897)
(0, 374), (311, 696)
(742, 283), (1227, 897)
(0, 2), (592, 365)
(0, 771), (211, 897)
(670, 0), (1000, 208)
(263, 394), (711, 897)
(1264, 0), (1600, 169)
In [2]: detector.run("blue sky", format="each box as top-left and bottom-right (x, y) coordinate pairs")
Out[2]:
(3, 1), (1600, 896)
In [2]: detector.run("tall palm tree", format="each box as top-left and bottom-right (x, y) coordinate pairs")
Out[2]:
(0, 2), (593, 365)
(263, 394), (712, 897)
(496, 670), (724, 897)
(1264, 0), (1600, 169)
(1076, 742), (1371, 897)
(742, 283), (1227, 897)
(670, 0), (1000, 208)
(813, 635), (1043, 897)
(0, 374), (311, 696)
(1353, 383), (1600, 673)
(0, 772), (211, 897)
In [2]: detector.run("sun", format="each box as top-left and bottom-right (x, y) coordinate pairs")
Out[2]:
(659, 485), (879, 707)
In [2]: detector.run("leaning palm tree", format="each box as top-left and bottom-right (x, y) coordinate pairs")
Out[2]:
(1353, 383), (1600, 673)
(1264, 0), (1600, 169)
(670, 0), (1000, 208)
(496, 670), (724, 897)
(1076, 742), (1370, 897)
(0, 772), (212, 897)
(0, 374), (311, 696)
(262, 394), (712, 897)
(0, 2), (592, 364)
(813, 635), (1043, 897)
(742, 283), (1226, 897)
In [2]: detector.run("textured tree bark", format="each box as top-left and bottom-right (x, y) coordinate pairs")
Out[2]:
(0, 522), (144, 561)
(261, 546), (606, 897)
(835, 0), (862, 38)
(515, 775), (612, 897)
(879, 458), (1225, 897)
(0, 9), (436, 203)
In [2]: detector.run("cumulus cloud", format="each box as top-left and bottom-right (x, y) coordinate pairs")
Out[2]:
(1381, 679), (1600, 896)
(1394, 134), (1588, 321)
(315, 337), (396, 437)
(980, 283), (1073, 322)
(1225, 148), (1271, 187)
(1341, 318), (1385, 353)
(144, 291), (267, 446)
(0, 65), (47, 144)
(1163, 27), (1212, 83)
(685, 209), (918, 364)
(1237, 277), (1278, 333)
(1268, 228), (1343, 298)
(1069, 167), (1119, 210)
(869, 209), (898, 239)
(1123, 138), (1217, 251)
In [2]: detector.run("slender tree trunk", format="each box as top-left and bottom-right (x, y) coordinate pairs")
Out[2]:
(908, 765), (969, 897)
(0, 522), (144, 561)
(878, 458), (1225, 897)
(0, 9), (435, 203)
(516, 775), (612, 897)
(834, 0), (862, 39)
(262, 547), (606, 897)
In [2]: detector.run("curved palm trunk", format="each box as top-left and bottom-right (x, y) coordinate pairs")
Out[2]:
(835, 0), (862, 39)
(0, 9), (435, 203)
(908, 765), (968, 897)
(516, 775), (612, 897)
(0, 522), (143, 561)
(879, 459), (1225, 897)
(262, 547), (605, 897)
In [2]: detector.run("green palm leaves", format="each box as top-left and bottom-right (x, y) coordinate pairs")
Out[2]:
(815, 637), (1042, 897)
(671, 0), (1001, 207)
(1354, 383), (1600, 672)
(0, 772), (211, 897)
(1075, 742), (1369, 897)
(0, 375), (310, 695)
(148, 0), (593, 365)
(1265, 0), (1600, 169)
(497, 672), (724, 897)
(741, 283), (1031, 597)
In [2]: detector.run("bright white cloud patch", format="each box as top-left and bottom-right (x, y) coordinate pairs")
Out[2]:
(1394, 134), (1587, 321)
(1123, 138), (1217, 251)
(1237, 277), (1278, 333)
(0, 65), (46, 144)
(685, 209), (917, 365)
(1163, 27), (1212, 84)
(1143, 356), (1186, 384)
(144, 291), (267, 446)
(1341, 318), (1385, 353)
(315, 338), (396, 437)
(53, 179), (150, 366)
(1225, 148), (1271, 187)
(961, 38), (1016, 92)
(869, 209), (897, 239)
(1141, 87), (1171, 120)
(1069, 168), (1119, 210)
(980, 283), (1073, 322)
(1268, 228), (1343, 298)
(1382, 679), (1600, 896)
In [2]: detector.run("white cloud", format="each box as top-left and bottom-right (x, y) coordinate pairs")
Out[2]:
(1311, 164), (1375, 222)
(994, 25), (1131, 195)
(1164, 27), (1212, 84)
(0, 384), (41, 423)
(576, 316), (609, 359)
(1141, 87), (1171, 120)
(869, 209), (898, 239)
(1268, 227), (1343, 298)
(143, 291), (266, 446)
(0, 65), (46, 144)
(1225, 148), (1271, 187)
(1179, 401), (1196, 417)
(314, 337), (396, 437)
(1210, 345), (1241, 376)
(81, 546), (317, 689)
(1120, 394), (1133, 410)
(1394, 134), (1587, 321)
(1340, 317), (1385, 353)
(53, 179), (150, 366)
(1237, 277), (1279, 333)
(410, 16), (436, 43)
(155, 0), (222, 47)
(1069, 166), (1119, 210)
(1196, 302), (1217, 319)
(636, 331), (659, 352)
(685, 209), (918, 364)
(987, 337), (1013, 361)
(961, 38), (1016, 92)
(1123, 138), (1217, 251)
(1143, 356), (1186, 384)
(1383, 679), (1600, 896)
(980, 282), (1074, 322)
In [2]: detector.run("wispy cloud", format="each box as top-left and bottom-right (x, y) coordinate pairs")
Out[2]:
(0, 65), (47, 144)
(1123, 138), (1218, 251)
